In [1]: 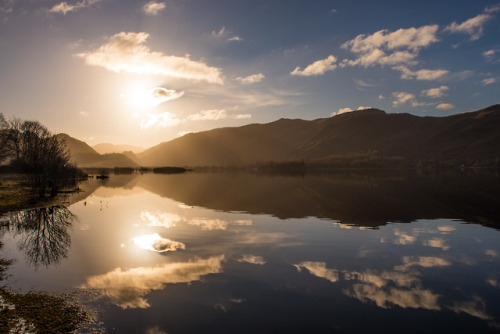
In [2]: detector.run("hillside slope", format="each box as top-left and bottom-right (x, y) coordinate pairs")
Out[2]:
(57, 134), (138, 168)
(138, 105), (500, 167)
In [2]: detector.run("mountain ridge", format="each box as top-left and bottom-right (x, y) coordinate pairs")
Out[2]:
(136, 105), (500, 167)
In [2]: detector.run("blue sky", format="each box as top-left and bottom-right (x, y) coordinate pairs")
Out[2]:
(1, 0), (499, 147)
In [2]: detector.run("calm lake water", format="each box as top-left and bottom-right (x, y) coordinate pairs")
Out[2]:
(1, 172), (500, 333)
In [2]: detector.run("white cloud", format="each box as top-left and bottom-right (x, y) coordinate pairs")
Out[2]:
(79, 111), (89, 117)
(76, 32), (223, 84)
(83, 255), (224, 309)
(485, 4), (500, 13)
(236, 73), (265, 84)
(378, 94), (385, 100)
(436, 103), (455, 110)
(0, 0), (14, 14)
(227, 36), (243, 42)
(140, 112), (182, 129)
(392, 92), (417, 107)
(340, 25), (450, 80)
(421, 86), (449, 98)
(187, 109), (251, 121)
(483, 49), (496, 58)
(394, 66), (449, 80)
(49, 0), (101, 15)
(238, 254), (266, 265)
(342, 25), (439, 68)
(483, 77), (496, 85)
(331, 106), (371, 116)
(291, 55), (337, 76)
(445, 13), (492, 41)
(343, 25), (439, 54)
(143, 1), (166, 16)
(211, 27), (226, 38)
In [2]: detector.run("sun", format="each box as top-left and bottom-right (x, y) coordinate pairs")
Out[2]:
(121, 83), (184, 110)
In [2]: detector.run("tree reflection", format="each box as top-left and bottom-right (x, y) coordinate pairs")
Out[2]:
(3, 206), (75, 268)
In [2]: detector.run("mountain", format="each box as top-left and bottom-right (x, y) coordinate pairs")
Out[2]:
(137, 105), (500, 167)
(57, 134), (138, 168)
(92, 143), (145, 154)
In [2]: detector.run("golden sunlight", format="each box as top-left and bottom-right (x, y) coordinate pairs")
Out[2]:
(121, 84), (184, 109)
(132, 233), (186, 252)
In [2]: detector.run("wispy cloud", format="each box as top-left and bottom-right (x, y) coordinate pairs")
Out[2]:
(140, 112), (182, 129)
(436, 103), (455, 110)
(49, 0), (101, 15)
(482, 77), (496, 85)
(143, 1), (166, 16)
(0, 0), (14, 14)
(394, 66), (449, 80)
(237, 254), (266, 265)
(76, 32), (223, 84)
(332, 106), (372, 116)
(291, 55), (337, 76)
(211, 27), (226, 38)
(445, 13), (493, 41)
(421, 86), (449, 98)
(236, 73), (265, 84)
(187, 109), (251, 121)
(227, 36), (243, 42)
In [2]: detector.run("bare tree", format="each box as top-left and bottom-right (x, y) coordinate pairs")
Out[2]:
(17, 121), (71, 197)
(0, 113), (8, 161)
(3, 206), (75, 268)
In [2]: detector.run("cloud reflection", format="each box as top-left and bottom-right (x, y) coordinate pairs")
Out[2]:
(141, 211), (181, 228)
(189, 218), (228, 230)
(295, 258), (492, 320)
(83, 255), (224, 309)
(133, 233), (185, 253)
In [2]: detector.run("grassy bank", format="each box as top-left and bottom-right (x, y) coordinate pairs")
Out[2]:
(0, 173), (80, 215)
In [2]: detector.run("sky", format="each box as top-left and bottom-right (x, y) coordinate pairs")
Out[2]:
(0, 0), (499, 148)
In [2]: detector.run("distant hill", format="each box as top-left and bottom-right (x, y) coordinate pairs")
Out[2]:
(93, 143), (145, 154)
(57, 134), (138, 168)
(137, 105), (500, 167)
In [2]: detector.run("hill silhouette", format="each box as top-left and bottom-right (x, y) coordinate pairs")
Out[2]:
(92, 143), (145, 154)
(137, 105), (500, 167)
(57, 134), (138, 168)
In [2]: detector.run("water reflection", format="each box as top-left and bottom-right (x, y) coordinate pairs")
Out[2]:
(1, 206), (75, 268)
(132, 233), (185, 253)
(1, 173), (499, 333)
(83, 255), (224, 309)
(73, 171), (500, 229)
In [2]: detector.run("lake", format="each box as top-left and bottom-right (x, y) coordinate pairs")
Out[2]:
(1, 171), (500, 333)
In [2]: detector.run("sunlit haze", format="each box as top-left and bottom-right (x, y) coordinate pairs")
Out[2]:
(1, 0), (499, 147)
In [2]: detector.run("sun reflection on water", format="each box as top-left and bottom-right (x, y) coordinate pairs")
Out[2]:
(132, 233), (185, 253)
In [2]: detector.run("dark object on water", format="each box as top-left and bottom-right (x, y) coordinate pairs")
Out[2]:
(152, 167), (187, 174)
(95, 175), (109, 179)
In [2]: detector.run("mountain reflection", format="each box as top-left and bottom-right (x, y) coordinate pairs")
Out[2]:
(1, 206), (75, 268)
(83, 255), (224, 309)
(74, 171), (500, 229)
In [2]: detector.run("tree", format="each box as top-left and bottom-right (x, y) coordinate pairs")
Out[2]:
(16, 121), (72, 197)
(2, 117), (77, 198)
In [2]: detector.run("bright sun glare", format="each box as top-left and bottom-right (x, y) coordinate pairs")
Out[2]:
(133, 233), (186, 253)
